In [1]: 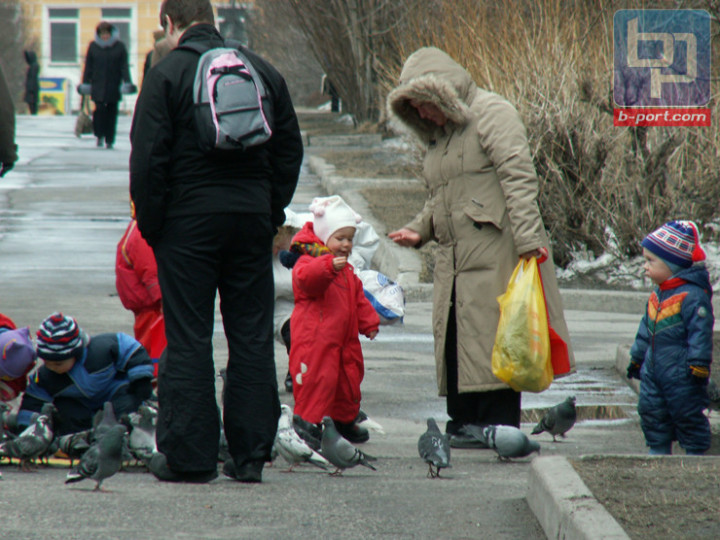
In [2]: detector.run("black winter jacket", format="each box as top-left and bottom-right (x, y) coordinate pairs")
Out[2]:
(129, 24), (303, 245)
(23, 50), (39, 106)
(82, 32), (131, 103)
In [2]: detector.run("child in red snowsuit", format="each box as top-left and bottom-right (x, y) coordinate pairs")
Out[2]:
(116, 203), (163, 377)
(289, 196), (379, 443)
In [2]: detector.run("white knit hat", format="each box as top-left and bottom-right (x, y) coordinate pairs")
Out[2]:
(309, 196), (362, 245)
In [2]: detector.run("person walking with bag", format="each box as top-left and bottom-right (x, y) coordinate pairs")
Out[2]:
(130, 0), (303, 484)
(0, 62), (17, 178)
(23, 50), (40, 115)
(81, 21), (132, 149)
(387, 47), (574, 447)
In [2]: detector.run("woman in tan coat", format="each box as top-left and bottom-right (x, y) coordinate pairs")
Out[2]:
(388, 47), (574, 447)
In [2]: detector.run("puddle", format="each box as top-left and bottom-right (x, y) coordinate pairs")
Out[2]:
(521, 404), (628, 424)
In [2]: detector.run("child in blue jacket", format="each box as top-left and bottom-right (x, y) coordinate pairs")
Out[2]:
(17, 312), (154, 435)
(627, 221), (713, 455)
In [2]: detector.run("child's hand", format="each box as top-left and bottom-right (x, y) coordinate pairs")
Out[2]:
(332, 256), (347, 271)
(367, 330), (378, 340)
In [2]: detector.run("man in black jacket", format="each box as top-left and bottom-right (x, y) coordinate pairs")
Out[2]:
(129, 0), (303, 484)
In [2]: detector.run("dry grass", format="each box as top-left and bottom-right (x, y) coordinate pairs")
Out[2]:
(572, 456), (720, 539)
(376, 0), (720, 266)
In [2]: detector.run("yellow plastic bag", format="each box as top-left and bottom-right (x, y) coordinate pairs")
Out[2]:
(491, 257), (552, 393)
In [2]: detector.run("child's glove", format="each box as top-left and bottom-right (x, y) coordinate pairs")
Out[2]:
(279, 249), (300, 269)
(626, 360), (642, 380)
(129, 377), (154, 401)
(689, 365), (710, 385)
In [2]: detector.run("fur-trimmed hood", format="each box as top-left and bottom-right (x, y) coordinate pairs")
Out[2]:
(387, 47), (477, 142)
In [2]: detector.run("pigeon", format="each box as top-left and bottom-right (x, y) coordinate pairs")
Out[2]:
(531, 396), (577, 442)
(274, 404), (330, 472)
(57, 429), (93, 466)
(417, 418), (451, 478)
(320, 416), (377, 475)
(0, 405), (56, 470)
(0, 402), (13, 444)
(92, 401), (121, 442)
(465, 424), (540, 460)
(126, 404), (158, 465)
(356, 409), (386, 436)
(65, 424), (127, 491)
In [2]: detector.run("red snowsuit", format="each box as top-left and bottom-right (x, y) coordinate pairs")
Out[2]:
(116, 219), (163, 375)
(289, 223), (379, 424)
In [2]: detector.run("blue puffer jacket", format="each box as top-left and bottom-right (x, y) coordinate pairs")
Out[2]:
(630, 265), (713, 452)
(18, 333), (153, 434)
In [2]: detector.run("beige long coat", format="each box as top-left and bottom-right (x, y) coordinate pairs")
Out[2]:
(387, 47), (575, 395)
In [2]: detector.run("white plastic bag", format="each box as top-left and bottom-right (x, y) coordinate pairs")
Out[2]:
(358, 269), (405, 325)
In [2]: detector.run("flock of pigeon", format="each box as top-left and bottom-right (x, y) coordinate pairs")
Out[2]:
(419, 396), (577, 478)
(0, 395), (578, 485)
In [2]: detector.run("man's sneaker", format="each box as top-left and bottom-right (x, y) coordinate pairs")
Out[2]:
(148, 452), (218, 483)
(223, 459), (263, 483)
(335, 420), (369, 443)
(293, 415), (322, 451)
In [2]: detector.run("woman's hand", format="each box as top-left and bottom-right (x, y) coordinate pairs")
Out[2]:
(367, 330), (378, 340)
(519, 247), (549, 262)
(388, 228), (421, 247)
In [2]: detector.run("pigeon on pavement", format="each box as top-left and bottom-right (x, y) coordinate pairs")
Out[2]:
(465, 424), (540, 460)
(126, 404), (157, 465)
(66, 424), (127, 491)
(531, 396), (577, 442)
(417, 418), (451, 478)
(356, 409), (386, 436)
(0, 405), (56, 470)
(58, 429), (93, 466)
(320, 416), (377, 476)
(275, 404), (330, 472)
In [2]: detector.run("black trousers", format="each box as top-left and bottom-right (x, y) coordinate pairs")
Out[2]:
(445, 293), (521, 434)
(153, 213), (280, 472)
(92, 101), (119, 145)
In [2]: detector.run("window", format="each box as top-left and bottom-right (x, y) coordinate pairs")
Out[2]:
(102, 8), (131, 47)
(49, 8), (78, 63)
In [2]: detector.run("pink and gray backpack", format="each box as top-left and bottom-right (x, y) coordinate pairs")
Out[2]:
(181, 40), (273, 153)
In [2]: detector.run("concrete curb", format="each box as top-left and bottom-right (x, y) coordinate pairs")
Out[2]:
(527, 456), (631, 540)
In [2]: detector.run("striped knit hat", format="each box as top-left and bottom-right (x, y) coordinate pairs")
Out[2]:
(36, 312), (88, 362)
(641, 220), (706, 270)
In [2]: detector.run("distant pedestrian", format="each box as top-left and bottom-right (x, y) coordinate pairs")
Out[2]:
(142, 30), (173, 82)
(130, 0), (303, 484)
(0, 62), (17, 178)
(81, 21), (132, 149)
(16, 312), (154, 436)
(627, 220), (714, 455)
(289, 196), (379, 444)
(23, 50), (40, 115)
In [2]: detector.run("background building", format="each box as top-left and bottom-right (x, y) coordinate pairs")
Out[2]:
(18, 0), (252, 114)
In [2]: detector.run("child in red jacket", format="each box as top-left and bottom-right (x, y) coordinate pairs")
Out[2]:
(116, 202), (163, 377)
(289, 196), (379, 443)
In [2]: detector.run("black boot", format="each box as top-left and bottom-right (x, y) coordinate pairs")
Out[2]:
(292, 415), (321, 451)
(284, 371), (293, 393)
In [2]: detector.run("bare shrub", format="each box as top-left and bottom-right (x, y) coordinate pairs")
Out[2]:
(377, 0), (720, 267)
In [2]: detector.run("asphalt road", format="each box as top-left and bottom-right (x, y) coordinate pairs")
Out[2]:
(0, 115), (647, 540)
